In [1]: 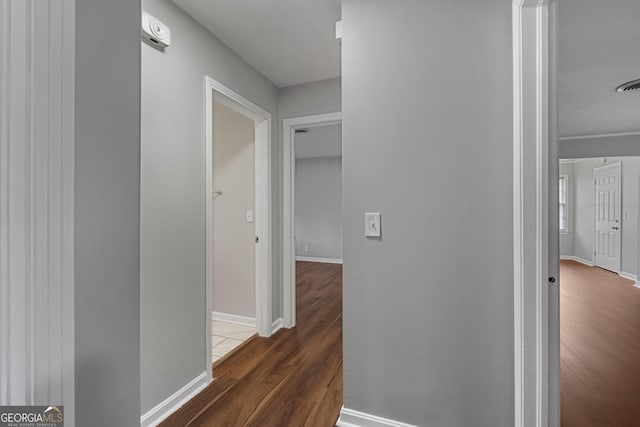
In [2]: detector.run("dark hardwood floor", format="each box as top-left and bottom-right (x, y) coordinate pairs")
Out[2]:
(561, 260), (640, 427)
(160, 261), (343, 427)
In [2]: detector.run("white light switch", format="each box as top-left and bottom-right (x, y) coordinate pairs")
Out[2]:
(365, 213), (381, 237)
(246, 210), (254, 223)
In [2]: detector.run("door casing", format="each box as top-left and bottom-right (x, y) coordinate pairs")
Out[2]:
(204, 75), (272, 382)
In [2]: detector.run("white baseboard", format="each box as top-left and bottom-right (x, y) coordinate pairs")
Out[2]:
(271, 317), (283, 334)
(619, 271), (638, 281)
(560, 255), (593, 267)
(337, 406), (419, 427)
(140, 371), (209, 427)
(634, 282), (640, 289)
(212, 311), (256, 328)
(295, 256), (343, 264)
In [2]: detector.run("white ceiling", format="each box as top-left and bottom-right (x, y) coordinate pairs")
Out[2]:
(172, 0), (341, 88)
(559, 0), (640, 137)
(295, 123), (341, 159)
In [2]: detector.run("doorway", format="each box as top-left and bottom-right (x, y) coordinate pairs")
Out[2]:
(204, 76), (272, 380)
(282, 112), (342, 328)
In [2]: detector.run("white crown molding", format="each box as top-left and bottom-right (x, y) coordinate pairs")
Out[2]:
(0, 1), (75, 423)
(140, 371), (209, 427)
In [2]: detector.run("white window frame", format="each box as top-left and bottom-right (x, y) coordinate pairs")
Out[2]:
(559, 174), (569, 234)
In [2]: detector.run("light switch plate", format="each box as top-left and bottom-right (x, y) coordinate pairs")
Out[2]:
(246, 210), (254, 223)
(365, 213), (381, 237)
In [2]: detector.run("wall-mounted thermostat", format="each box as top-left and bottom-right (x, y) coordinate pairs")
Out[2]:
(142, 12), (171, 49)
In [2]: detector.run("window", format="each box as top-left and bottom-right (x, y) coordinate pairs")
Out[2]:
(559, 175), (568, 233)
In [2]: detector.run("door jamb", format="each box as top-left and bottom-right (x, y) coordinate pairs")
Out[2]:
(282, 112), (342, 328)
(204, 75), (272, 381)
(512, 1), (559, 426)
(592, 161), (622, 272)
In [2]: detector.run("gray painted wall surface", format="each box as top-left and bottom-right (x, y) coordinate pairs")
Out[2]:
(140, 0), (278, 414)
(212, 101), (256, 318)
(278, 78), (342, 120)
(570, 157), (639, 275)
(295, 156), (343, 259)
(342, 1), (513, 425)
(560, 134), (640, 159)
(75, 0), (140, 425)
(560, 162), (575, 256)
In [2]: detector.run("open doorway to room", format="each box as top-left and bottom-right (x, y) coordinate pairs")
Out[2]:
(204, 77), (272, 375)
(210, 98), (257, 363)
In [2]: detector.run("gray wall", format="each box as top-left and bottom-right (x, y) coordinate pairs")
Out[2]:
(278, 78), (342, 120)
(212, 101), (256, 318)
(560, 134), (640, 159)
(342, 1), (513, 425)
(295, 156), (343, 260)
(140, 0), (278, 414)
(75, 0), (140, 425)
(560, 162), (575, 256)
(569, 157), (639, 275)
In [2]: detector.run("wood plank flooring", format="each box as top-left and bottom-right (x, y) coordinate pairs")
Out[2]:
(160, 261), (343, 427)
(561, 260), (640, 427)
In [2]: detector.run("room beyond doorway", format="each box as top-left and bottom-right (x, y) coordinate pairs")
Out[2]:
(282, 112), (342, 328)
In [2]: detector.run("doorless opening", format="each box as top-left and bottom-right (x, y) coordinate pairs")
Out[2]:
(204, 76), (272, 381)
(282, 112), (342, 328)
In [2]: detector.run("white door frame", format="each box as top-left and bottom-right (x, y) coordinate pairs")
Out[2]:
(204, 76), (272, 380)
(1, 0), (75, 421)
(282, 112), (342, 328)
(593, 162), (622, 272)
(512, 1), (559, 426)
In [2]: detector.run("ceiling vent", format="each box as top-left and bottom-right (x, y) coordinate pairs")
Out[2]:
(616, 79), (640, 93)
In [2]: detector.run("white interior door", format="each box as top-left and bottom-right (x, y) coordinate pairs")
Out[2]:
(594, 162), (621, 273)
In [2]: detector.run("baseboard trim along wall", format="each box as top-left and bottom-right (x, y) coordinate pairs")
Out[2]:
(295, 256), (343, 264)
(212, 311), (257, 328)
(560, 255), (594, 267)
(140, 371), (209, 427)
(618, 271), (637, 282)
(337, 406), (419, 427)
(271, 317), (284, 335)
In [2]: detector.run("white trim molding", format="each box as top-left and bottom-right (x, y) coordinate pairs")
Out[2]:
(559, 255), (593, 267)
(337, 407), (419, 427)
(282, 112), (342, 329)
(0, 0), (75, 423)
(140, 371), (209, 427)
(618, 271), (637, 282)
(212, 311), (256, 328)
(513, 0), (558, 426)
(295, 256), (343, 264)
(205, 75), (273, 382)
(271, 318), (283, 335)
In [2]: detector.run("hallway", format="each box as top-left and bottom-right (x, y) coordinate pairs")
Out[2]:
(160, 261), (342, 426)
(561, 260), (640, 426)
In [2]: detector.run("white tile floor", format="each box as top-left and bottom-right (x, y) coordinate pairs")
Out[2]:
(212, 320), (255, 363)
